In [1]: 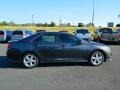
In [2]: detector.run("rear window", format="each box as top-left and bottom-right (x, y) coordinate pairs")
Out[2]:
(12, 31), (23, 35)
(76, 29), (89, 33)
(36, 30), (46, 33)
(0, 31), (4, 35)
(99, 28), (113, 33)
(6, 31), (13, 35)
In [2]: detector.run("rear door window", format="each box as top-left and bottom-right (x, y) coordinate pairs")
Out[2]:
(34, 34), (57, 43)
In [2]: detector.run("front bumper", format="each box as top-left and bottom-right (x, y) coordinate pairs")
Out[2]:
(104, 49), (112, 61)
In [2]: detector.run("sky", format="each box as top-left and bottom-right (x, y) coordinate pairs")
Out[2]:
(0, 0), (120, 26)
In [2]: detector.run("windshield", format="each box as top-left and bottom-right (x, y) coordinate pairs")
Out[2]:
(76, 29), (89, 33)
(25, 31), (33, 34)
(115, 29), (120, 32)
(98, 28), (113, 33)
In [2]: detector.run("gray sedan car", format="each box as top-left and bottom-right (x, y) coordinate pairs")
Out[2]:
(7, 32), (112, 68)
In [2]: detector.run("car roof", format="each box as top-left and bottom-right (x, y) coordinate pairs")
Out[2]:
(13, 30), (32, 32)
(36, 32), (70, 35)
(0, 30), (12, 32)
(97, 28), (112, 30)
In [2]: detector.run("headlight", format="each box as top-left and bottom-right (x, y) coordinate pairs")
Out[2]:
(100, 46), (111, 51)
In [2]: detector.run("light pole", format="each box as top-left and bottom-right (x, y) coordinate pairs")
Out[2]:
(92, 0), (95, 27)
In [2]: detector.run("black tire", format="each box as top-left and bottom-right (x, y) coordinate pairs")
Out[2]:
(22, 53), (39, 69)
(89, 51), (105, 66)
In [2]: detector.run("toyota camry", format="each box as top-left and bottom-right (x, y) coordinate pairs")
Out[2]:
(7, 32), (112, 68)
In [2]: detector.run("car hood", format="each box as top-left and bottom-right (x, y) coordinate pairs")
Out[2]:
(88, 41), (105, 46)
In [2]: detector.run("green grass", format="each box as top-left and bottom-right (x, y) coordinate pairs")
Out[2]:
(0, 26), (119, 33)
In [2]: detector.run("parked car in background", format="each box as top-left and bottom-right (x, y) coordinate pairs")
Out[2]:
(74, 29), (92, 40)
(94, 28), (120, 43)
(59, 30), (68, 33)
(0, 30), (13, 42)
(11, 30), (34, 41)
(7, 32), (112, 68)
(114, 29), (120, 33)
(36, 30), (46, 33)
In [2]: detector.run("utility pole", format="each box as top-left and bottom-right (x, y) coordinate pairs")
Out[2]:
(118, 15), (120, 18)
(59, 18), (62, 26)
(32, 14), (34, 25)
(92, 0), (95, 27)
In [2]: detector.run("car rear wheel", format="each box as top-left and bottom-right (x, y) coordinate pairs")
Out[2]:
(22, 53), (39, 68)
(90, 51), (105, 66)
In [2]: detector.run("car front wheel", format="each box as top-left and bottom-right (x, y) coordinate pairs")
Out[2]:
(22, 53), (39, 68)
(90, 51), (105, 66)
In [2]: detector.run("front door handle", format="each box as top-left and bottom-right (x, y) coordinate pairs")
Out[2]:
(61, 45), (65, 48)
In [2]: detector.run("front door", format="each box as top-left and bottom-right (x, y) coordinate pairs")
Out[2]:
(58, 34), (88, 60)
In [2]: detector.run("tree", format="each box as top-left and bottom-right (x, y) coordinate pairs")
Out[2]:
(43, 23), (48, 27)
(0, 21), (8, 26)
(49, 21), (56, 27)
(9, 21), (15, 26)
(86, 23), (95, 27)
(116, 24), (120, 27)
(2, 21), (8, 25)
(36, 23), (42, 27)
(78, 23), (84, 27)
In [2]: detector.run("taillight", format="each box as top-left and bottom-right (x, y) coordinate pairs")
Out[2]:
(8, 43), (12, 48)
(117, 34), (120, 38)
(2, 34), (6, 36)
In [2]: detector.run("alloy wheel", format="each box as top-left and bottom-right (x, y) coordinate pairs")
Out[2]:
(90, 51), (104, 66)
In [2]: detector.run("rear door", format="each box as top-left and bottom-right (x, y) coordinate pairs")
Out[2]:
(35, 33), (61, 60)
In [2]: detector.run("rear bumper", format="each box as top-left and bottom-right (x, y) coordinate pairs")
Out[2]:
(7, 49), (22, 63)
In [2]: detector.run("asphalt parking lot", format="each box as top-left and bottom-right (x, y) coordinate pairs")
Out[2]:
(0, 44), (120, 90)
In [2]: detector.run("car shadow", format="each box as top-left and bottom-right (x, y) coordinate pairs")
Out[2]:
(0, 56), (23, 69)
(0, 56), (91, 69)
(39, 62), (91, 68)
